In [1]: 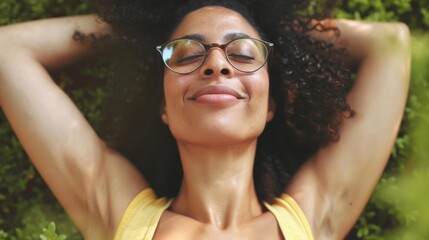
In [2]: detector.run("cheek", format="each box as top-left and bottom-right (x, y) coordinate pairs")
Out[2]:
(255, 73), (273, 121)
(163, 72), (183, 104)
(162, 72), (190, 120)
(241, 71), (271, 128)
(247, 71), (270, 104)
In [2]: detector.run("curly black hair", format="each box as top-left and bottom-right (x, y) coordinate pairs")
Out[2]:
(94, 0), (354, 203)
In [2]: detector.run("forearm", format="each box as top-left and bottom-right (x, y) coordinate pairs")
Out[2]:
(311, 19), (411, 64)
(332, 19), (411, 108)
(333, 19), (410, 61)
(0, 14), (111, 69)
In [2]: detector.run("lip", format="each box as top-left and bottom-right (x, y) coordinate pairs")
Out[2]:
(189, 85), (245, 102)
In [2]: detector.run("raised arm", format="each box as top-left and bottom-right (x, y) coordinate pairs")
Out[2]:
(0, 15), (147, 239)
(287, 20), (411, 239)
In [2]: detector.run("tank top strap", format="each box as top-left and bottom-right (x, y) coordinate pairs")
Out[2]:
(264, 193), (314, 240)
(114, 188), (172, 240)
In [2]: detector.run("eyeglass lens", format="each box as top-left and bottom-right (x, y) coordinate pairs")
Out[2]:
(160, 39), (269, 74)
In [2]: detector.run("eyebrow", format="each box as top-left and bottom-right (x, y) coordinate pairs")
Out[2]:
(180, 34), (205, 42)
(179, 32), (252, 43)
(223, 32), (251, 42)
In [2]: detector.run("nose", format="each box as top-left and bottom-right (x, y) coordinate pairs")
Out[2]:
(199, 48), (234, 78)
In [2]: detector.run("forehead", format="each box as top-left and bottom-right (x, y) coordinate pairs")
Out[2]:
(169, 6), (261, 42)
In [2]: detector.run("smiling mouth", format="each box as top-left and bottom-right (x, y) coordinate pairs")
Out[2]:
(189, 85), (245, 101)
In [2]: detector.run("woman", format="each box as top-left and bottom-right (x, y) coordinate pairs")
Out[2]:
(0, 0), (410, 239)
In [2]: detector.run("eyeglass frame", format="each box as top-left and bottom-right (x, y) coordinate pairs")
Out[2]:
(156, 37), (274, 74)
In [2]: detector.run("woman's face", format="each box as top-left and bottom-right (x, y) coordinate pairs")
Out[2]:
(162, 6), (274, 146)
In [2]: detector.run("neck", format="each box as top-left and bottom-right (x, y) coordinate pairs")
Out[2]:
(171, 140), (262, 229)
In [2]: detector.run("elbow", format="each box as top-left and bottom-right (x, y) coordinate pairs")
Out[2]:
(394, 23), (411, 44)
(391, 23), (412, 81)
(378, 22), (411, 54)
(393, 23), (411, 52)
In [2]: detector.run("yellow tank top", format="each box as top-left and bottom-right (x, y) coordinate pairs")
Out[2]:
(114, 188), (314, 240)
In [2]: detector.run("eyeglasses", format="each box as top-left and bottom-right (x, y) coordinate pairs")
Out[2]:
(156, 38), (274, 74)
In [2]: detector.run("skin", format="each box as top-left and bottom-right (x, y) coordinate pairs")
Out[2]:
(0, 5), (410, 240)
(159, 7), (278, 239)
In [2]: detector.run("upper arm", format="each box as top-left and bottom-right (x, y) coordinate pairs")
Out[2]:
(287, 21), (411, 239)
(0, 16), (147, 238)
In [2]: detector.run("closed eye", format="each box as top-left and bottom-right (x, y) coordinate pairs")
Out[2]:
(228, 53), (256, 60)
(176, 54), (205, 64)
